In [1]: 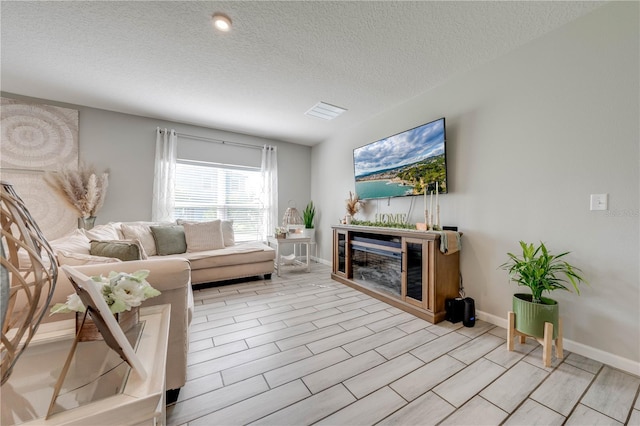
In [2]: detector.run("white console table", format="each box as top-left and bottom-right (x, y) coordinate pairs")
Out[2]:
(1, 304), (170, 426)
(267, 236), (311, 276)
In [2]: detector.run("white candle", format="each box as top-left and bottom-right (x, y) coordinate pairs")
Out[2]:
(423, 187), (427, 211)
(435, 182), (439, 228)
(429, 190), (433, 216)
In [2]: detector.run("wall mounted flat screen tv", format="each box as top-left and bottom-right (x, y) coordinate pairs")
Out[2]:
(353, 117), (447, 200)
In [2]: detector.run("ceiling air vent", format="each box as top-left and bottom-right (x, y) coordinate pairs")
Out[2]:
(305, 102), (347, 120)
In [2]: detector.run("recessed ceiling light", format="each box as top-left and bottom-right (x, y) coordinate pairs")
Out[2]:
(212, 13), (232, 32)
(305, 102), (347, 120)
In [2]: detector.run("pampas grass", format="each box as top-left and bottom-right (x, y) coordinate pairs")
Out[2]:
(45, 164), (109, 218)
(346, 191), (364, 216)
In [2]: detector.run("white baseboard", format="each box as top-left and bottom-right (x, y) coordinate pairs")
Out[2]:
(312, 257), (331, 266)
(476, 310), (508, 329)
(477, 310), (640, 376)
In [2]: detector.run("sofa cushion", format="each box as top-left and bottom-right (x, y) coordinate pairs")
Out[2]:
(178, 219), (235, 248)
(90, 239), (147, 261)
(50, 229), (91, 255)
(183, 220), (225, 252)
(82, 224), (120, 241)
(161, 242), (275, 270)
(111, 221), (173, 239)
(16, 229), (89, 270)
(150, 225), (187, 255)
(57, 250), (123, 266)
(121, 223), (158, 256)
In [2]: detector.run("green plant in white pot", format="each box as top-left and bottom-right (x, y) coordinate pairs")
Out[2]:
(500, 241), (587, 339)
(302, 201), (316, 240)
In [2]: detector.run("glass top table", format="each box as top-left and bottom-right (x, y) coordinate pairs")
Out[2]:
(1, 305), (170, 426)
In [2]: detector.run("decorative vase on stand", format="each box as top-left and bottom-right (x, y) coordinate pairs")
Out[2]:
(345, 214), (352, 225)
(78, 216), (96, 230)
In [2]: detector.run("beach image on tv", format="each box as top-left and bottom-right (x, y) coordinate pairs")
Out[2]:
(353, 118), (446, 200)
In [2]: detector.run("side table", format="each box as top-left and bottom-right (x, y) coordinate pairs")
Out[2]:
(267, 236), (311, 277)
(1, 304), (171, 426)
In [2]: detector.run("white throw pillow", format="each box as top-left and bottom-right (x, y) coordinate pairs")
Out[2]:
(50, 229), (91, 255)
(82, 224), (120, 241)
(121, 223), (157, 256)
(183, 220), (225, 252)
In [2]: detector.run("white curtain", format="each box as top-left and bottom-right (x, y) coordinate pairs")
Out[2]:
(152, 128), (177, 222)
(261, 145), (278, 241)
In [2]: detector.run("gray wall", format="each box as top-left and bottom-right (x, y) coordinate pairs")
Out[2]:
(1, 93), (312, 229)
(312, 2), (639, 365)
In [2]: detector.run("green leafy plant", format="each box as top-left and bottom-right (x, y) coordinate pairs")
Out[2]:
(303, 201), (315, 229)
(500, 241), (587, 303)
(350, 219), (416, 230)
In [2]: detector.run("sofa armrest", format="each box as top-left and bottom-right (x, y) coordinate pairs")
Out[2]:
(52, 257), (192, 391)
(49, 258), (191, 307)
(71, 258), (191, 292)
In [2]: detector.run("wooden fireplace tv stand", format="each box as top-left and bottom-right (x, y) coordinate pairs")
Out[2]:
(331, 225), (461, 323)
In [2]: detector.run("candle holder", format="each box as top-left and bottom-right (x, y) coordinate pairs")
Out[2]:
(416, 209), (429, 231)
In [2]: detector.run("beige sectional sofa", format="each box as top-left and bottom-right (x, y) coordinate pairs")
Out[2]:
(43, 220), (275, 394)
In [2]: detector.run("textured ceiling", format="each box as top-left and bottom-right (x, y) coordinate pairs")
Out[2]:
(1, 1), (605, 146)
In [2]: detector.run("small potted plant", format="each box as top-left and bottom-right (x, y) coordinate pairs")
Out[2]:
(302, 201), (315, 240)
(274, 227), (287, 239)
(500, 241), (587, 339)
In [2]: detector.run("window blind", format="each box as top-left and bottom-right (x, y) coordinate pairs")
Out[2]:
(174, 160), (264, 242)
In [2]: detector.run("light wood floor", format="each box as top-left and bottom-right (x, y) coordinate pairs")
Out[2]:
(167, 264), (640, 426)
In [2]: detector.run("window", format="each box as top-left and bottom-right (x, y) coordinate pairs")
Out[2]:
(174, 160), (264, 242)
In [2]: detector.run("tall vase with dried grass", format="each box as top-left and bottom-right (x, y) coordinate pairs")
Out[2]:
(45, 164), (109, 230)
(345, 191), (364, 224)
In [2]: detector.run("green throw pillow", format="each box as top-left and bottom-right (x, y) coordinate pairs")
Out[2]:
(89, 240), (146, 261)
(150, 225), (187, 255)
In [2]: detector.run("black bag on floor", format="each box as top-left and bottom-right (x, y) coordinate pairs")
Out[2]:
(463, 297), (475, 328)
(445, 298), (464, 323)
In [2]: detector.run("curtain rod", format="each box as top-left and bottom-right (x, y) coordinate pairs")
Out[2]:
(159, 129), (264, 151)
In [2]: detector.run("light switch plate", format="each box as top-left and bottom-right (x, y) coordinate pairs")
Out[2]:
(590, 194), (608, 211)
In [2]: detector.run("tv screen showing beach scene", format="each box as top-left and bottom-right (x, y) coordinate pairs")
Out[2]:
(353, 117), (447, 200)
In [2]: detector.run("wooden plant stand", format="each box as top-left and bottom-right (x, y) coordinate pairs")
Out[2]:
(507, 311), (563, 367)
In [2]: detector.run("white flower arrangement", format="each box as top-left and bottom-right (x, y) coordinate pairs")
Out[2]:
(50, 270), (161, 315)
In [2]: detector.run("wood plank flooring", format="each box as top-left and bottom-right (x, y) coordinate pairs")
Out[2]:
(167, 264), (640, 425)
